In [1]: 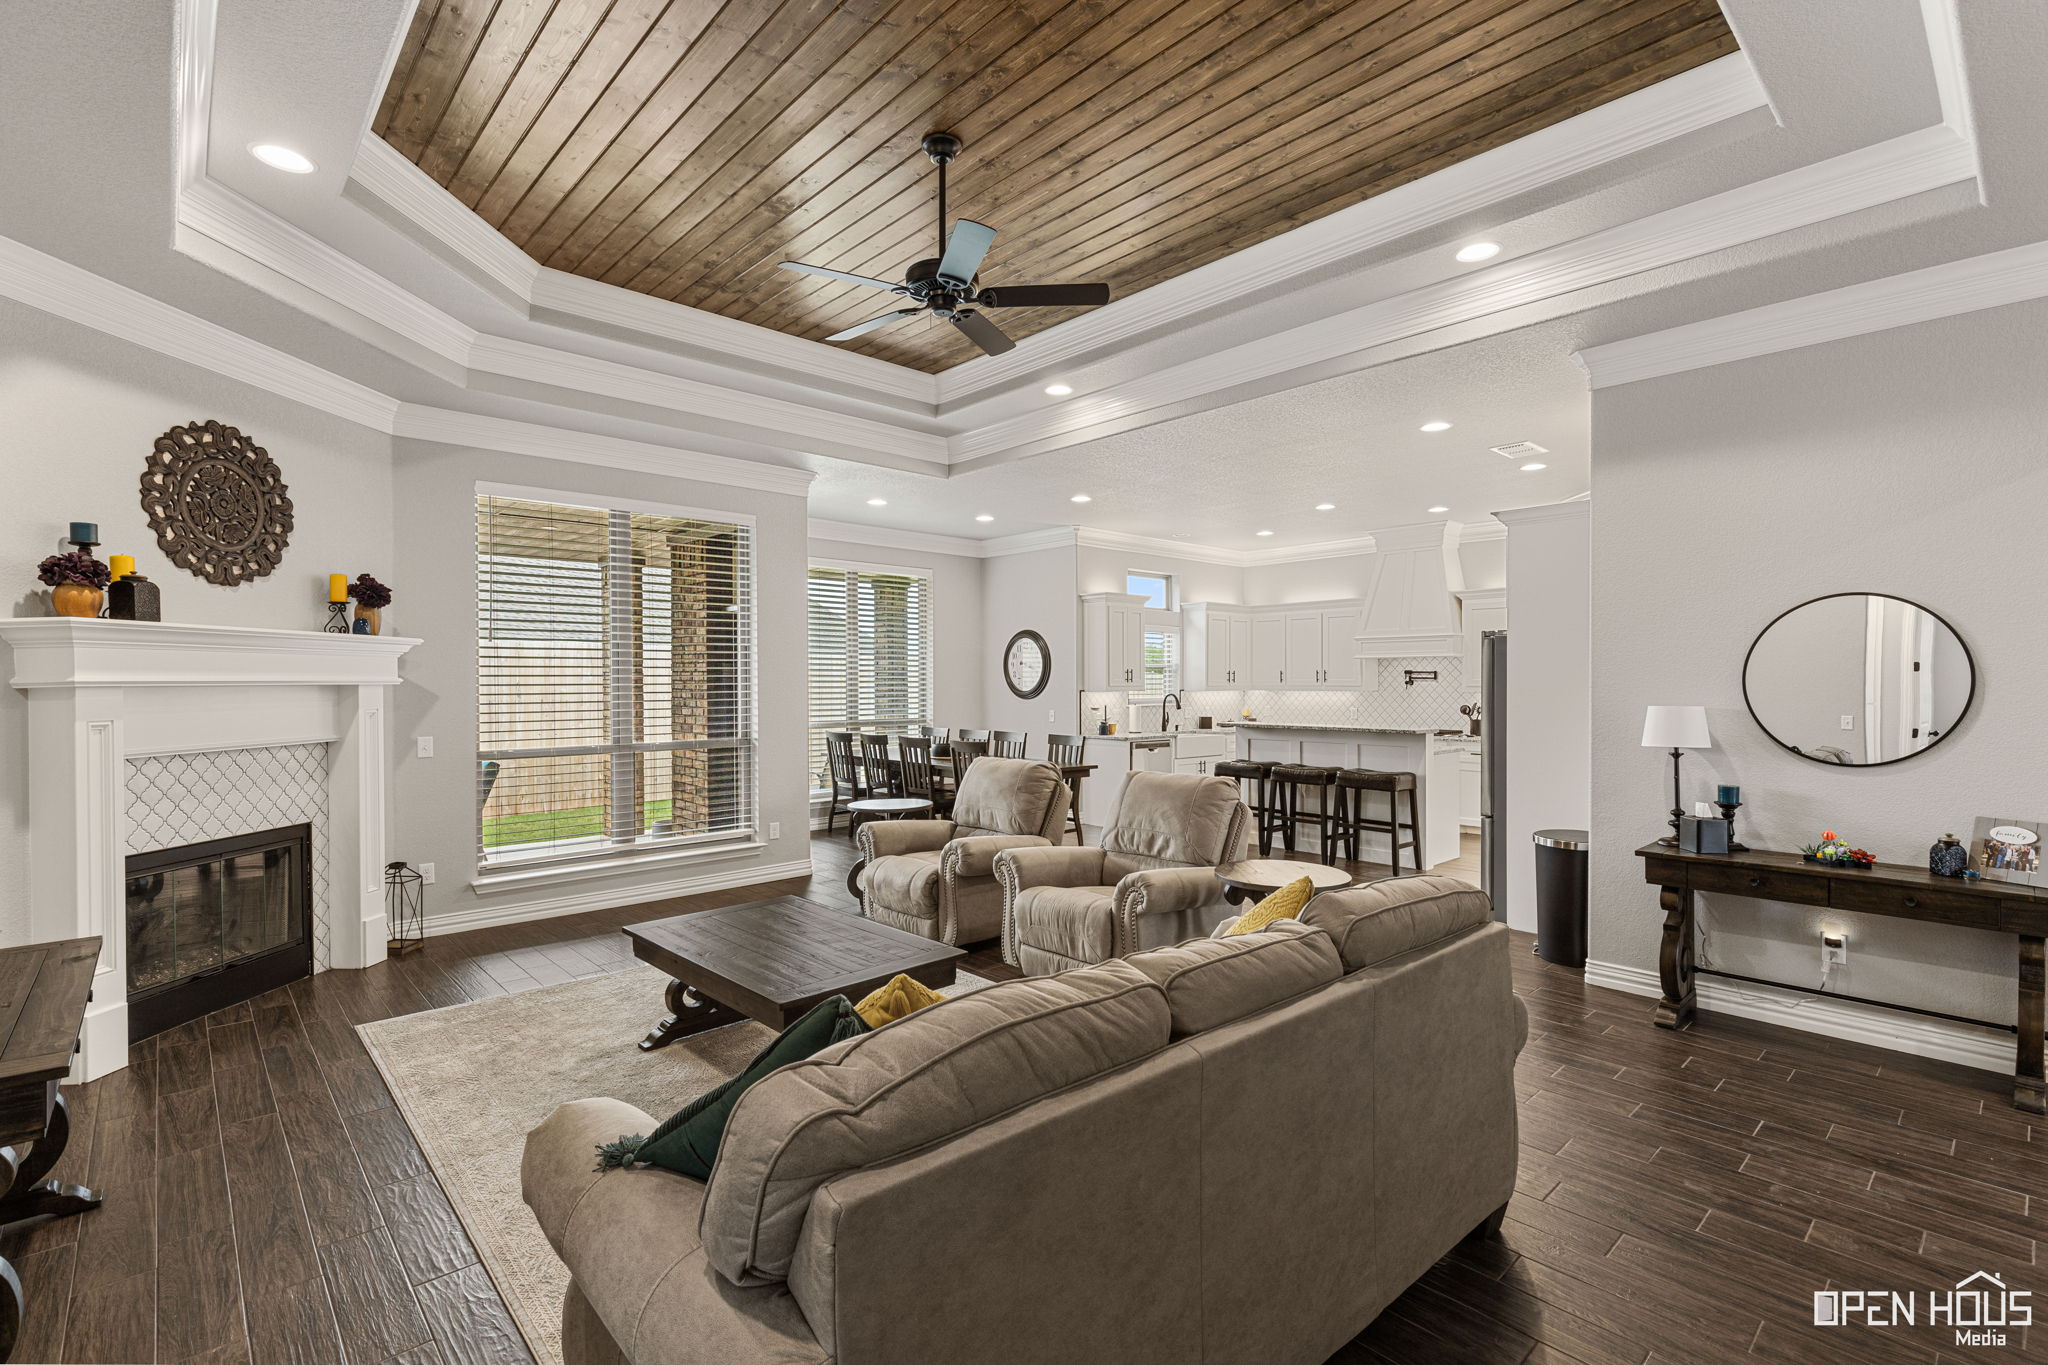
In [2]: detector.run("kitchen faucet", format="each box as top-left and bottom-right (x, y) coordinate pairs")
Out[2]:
(1160, 691), (1183, 732)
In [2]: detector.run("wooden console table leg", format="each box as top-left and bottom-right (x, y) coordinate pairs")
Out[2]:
(638, 978), (744, 1051)
(2017, 934), (2046, 1115)
(1654, 884), (1697, 1031)
(0, 1093), (100, 1225)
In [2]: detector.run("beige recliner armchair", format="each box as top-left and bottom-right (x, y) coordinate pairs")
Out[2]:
(857, 757), (1071, 945)
(995, 771), (1250, 975)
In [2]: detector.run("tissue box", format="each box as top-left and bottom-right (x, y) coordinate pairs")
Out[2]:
(1680, 816), (1731, 854)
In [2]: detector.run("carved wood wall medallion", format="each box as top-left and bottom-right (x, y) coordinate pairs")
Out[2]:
(140, 420), (294, 586)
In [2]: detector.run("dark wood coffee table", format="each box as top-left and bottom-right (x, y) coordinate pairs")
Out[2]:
(1214, 859), (1355, 906)
(622, 895), (965, 1051)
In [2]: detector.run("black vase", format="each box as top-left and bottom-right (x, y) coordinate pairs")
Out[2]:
(1930, 834), (1968, 878)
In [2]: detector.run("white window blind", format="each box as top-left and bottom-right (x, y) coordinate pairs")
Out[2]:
(1141, 628), (1180, 696)
(807, 565), (932, 789)
(476, 494), (756, 871)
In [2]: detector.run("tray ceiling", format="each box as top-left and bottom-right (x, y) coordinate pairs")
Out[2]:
(373, 0), (1736, 374)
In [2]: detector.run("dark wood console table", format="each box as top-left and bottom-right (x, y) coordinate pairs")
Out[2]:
(1638, 844), (2047, 1113)
(0, 938), (104, 1360)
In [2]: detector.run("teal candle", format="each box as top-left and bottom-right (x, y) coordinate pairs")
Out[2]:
(1716, 784), (1740, 805)
(68, 521), (97, 544)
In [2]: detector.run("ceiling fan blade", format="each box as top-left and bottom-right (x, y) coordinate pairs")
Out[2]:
(779, 261), (904, 292)
(935, 219), (996, 287)
(950, 310), (1015, 357)
(976, 283), (1111, 308)
(825, 309), (922, 342)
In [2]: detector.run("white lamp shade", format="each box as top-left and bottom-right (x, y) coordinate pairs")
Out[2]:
(1642, 705), (1711, 749)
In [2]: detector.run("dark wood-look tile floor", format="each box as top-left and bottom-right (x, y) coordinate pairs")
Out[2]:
(13, 831), (2040, 1363)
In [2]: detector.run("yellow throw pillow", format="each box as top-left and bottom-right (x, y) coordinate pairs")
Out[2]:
(854, 973), (946, 1029)
(1225, 875), (1316, 936)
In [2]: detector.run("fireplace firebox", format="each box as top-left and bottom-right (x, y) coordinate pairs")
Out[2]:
(124, 823), (313, 1041)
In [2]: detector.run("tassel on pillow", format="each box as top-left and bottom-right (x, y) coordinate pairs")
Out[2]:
(594, 1135), (647, 1171)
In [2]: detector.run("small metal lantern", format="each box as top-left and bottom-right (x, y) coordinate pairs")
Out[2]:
(385, 861), (424, 955)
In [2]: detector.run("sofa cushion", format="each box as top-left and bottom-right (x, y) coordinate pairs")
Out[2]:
(951, 758), (1067, 839)
(852, 973), (945, 1029)
(1011, 884), (1120, 963)
(700, 959), (1169, 1287)
(1300, 875), (1493, 971)
(1098, 771), (1244, 866)
(862, 849), (942, 916)
(1127, 920), (1342, 1036)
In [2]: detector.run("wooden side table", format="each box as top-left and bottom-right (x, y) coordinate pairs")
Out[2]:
(1213, 859), (1355, 907)
(0, 937), (103, 1361)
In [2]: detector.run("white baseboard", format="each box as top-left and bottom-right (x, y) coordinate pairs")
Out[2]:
(1583, 959), (2015, 1076)
(422, 857), (815, 938)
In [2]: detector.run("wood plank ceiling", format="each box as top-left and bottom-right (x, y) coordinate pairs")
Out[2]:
(374, 0), (1736, 373)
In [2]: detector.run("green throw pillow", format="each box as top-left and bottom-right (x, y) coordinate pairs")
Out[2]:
(598, 995), (869, 1182)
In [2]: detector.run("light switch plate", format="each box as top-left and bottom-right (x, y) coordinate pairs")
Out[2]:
(418, 862), (436, 884)
(768, 822), (782, 839)
(416, 736), (435, 757)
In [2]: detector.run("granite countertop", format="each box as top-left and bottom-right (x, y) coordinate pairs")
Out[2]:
(1231, 722), (1447, 735)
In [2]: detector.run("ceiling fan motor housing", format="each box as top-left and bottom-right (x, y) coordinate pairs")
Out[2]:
(921, 131), (961, 165)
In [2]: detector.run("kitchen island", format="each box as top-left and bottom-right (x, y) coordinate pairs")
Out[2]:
(1230, 723), (1464, 869)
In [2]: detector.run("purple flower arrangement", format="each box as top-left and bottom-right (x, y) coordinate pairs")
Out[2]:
(347, 573), (393, 610)
(37, 551), (110, 589)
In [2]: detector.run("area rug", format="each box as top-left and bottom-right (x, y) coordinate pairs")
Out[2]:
(357, 964), (989, 1365)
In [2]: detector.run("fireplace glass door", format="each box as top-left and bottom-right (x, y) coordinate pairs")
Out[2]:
(125, 823), (313, 1040)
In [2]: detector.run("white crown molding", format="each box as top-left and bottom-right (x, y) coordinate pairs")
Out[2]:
(1458, 519), (1509, 543)
(936, 54), (1771, 404)
(345, 134), (540, 302)
(1457, 587), (1509, 610)
(0, 232), (402, 430)
(393, 407), (816, 496)
(1573, 237), (2048, 388)
(1074, 526), (1255, 567)
(948, 123), (1977, 464)
(1584, 959), (2012, 1075)
(1492, 499), (1591, 526)
(806, 519), (991, 559)
(1072, 521), (1505, 568)
(979, 527), (1083, 558)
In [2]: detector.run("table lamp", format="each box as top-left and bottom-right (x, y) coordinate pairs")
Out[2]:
(1641, 705), (1711, 846)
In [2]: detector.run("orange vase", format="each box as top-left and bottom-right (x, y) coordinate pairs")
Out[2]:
(51, 583), (103, 618)
(354, 606), (381, 635)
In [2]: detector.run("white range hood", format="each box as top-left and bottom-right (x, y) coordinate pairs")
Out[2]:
(1354, 521), (1467, 658)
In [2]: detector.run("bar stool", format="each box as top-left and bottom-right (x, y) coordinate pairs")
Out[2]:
(1046, 734), (1088, 843)
(1268, 764), (1341, 865)
(1214, 760), (1280, 856)
(1335, 768), (1422, 873)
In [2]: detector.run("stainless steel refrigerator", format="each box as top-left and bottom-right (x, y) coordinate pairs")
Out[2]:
(1480, 630), (1508, 921)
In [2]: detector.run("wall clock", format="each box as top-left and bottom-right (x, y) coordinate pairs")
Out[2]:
(1003, 629), (1050, 699)
(140, 419), (294, 586)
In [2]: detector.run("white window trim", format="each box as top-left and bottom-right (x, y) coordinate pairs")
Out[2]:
(1126, 568), (1179, 610)
(806, 558), (935, 798)
(474, 482), (762, 882)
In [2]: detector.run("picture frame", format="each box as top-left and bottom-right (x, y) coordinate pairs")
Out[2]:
(1970, 815), (2043, 885)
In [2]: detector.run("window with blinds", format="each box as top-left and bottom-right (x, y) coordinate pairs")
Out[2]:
(1140, 628), (1180, 697)
(476, 492), (756, 871)
(807, 564), (932, 790)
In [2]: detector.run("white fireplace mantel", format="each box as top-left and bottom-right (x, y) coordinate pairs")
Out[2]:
(1, 618), (420, 1080)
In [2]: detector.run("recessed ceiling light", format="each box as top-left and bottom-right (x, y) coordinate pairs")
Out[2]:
(1255, 530), (1274, 537)
(975, 514), (994, 522)
(1519, 462), (1547, 472)
(1043, 383), (1073, 396)
(1314, 503), (1336, 511)
(866, 497), (888, 506)
(249, 143), (316, 174)
(1455, 241), (1501, 263)
(1070, 494), (1091, 503)
(1419, 421), (1452, 433)
(1428, 505), (1450, 513)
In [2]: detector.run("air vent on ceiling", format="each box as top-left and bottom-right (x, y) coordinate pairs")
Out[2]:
(1489, 441), (1549, 459)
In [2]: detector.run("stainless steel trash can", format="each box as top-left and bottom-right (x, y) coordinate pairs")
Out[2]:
(1532, 828), (1589, 968)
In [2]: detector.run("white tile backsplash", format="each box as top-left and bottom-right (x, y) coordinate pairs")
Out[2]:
(1083, 657), (1466, 733)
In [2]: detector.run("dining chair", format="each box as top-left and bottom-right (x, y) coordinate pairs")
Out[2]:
(915, 725), (950, 742)
(897, 734), (950, 816)
(948, 739), (990, 789)
(989, 730), (1028, 759)
(860, 733), (899, 801)
(1046, 734), (1089, 843)
(823, 732), (869, 837)
(955, 728), (993, 745)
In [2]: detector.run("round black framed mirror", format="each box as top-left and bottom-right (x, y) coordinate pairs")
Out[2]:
(1742, 593), (1974, 767)
(1002, 629), (1050, 699)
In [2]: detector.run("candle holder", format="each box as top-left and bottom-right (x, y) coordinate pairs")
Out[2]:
(323, 601), (351, 633)
(1714, 800), (1750, 853)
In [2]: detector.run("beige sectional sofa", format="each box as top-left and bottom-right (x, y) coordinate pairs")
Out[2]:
(523, 874), (1524, 1365)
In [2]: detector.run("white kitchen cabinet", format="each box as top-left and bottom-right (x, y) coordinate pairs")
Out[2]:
(1319, 607), (1365, 687)
(1081, 593), (1148, 691)
(1177, 598), (1381, 692)
(1184, 604), (1253, 688)
(1249, 614), (1285, 687)
(1459, 750), (1481, 827)
(1281, 613), (1321, 686)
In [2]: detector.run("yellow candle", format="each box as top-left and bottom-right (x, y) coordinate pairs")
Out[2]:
(109, 554), (135, 581)
(328, 573), (348, 603)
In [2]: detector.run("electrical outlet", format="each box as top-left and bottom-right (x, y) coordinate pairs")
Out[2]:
(1822, 932), (1846, 969)
(418, 862), (436, 885)
(416, 735), (435, 757)
(768, 822), (782, 840)
(1048, 708), (1056, 721)
(1839, 715), (1855, 730)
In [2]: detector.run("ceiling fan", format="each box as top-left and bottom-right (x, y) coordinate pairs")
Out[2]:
(778, 132), (1111, 356)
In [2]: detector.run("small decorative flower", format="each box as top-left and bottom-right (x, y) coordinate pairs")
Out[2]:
(37, 551), (110, 589)
(347, 573), (393, 609)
